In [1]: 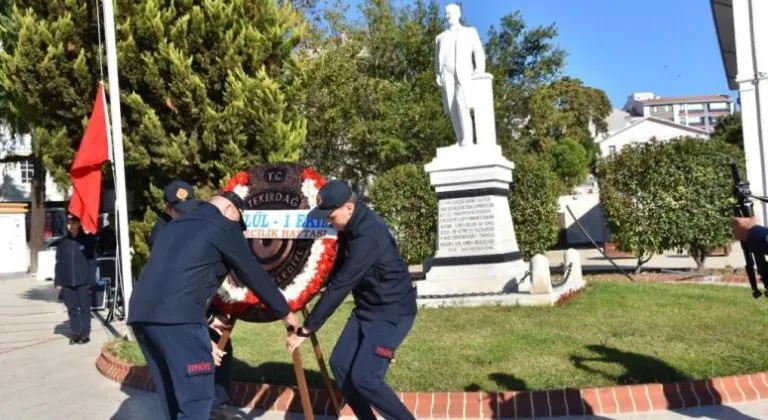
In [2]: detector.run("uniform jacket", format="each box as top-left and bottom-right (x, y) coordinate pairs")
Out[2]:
(747, 225), (768, 255)
(127, 202), (290, 325)
(54, 233), (97, 288)
(147, 212), (172, 250)
(304, 201), (417, 332)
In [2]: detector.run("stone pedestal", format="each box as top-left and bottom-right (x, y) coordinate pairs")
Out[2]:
(417, 143), (528, 297)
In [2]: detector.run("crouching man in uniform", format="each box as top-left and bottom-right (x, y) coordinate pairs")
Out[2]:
(287, 180), (418, 420)
(128, 191), (298, 420)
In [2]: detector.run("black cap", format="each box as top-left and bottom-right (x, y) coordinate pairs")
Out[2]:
(163, 180), (199, 215)
(215, 191), (247, 231)
(308, 180), (353, 220)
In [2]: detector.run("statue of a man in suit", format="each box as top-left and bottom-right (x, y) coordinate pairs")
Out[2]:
(435, 3), (486, 147)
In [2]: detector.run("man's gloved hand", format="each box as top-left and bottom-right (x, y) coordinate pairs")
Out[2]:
(733, 216), (760, 241)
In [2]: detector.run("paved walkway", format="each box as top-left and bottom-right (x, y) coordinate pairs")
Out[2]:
(1, 274), (766, 419)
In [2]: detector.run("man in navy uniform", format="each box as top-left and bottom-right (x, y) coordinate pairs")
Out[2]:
(287, 180), (418, 420)
(144, 180), (237, 419)
(54, 213), (97, 344)
(147, 180), (201, 249)
(129, 191), (298, 420)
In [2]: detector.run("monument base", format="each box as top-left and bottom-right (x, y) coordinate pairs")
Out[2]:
(418, 258), (529, 296)
(419, 143), (527, 298)
(416, 249), (586, 308)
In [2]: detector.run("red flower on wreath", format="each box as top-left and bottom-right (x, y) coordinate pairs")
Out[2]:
(223, 171), (249, 192)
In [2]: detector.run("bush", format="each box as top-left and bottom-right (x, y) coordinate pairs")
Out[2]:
(369, 164), (437, 265)
(548, 138), (590, 190)
(371, 154), (561, 264)
(508, 153), (562, 259)
(596, 137), (743, 271)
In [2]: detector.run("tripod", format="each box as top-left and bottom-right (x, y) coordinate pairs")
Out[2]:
(103, 255), (125, 324)
(730, 160), (768, 298)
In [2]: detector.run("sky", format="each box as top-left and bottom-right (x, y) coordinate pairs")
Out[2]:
(343, 0), (736, 110)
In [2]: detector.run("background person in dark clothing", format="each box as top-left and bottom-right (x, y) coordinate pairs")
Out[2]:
(287, 180), (418, 420)
(54, 214), (97, 345)
(128, 191), (298, 420)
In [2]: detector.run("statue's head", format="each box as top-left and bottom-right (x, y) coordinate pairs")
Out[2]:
(445, 4), (461, 26)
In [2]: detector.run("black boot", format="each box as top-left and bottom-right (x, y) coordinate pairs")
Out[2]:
(78, 334), (90, 344)
(69, 334), (80, 345)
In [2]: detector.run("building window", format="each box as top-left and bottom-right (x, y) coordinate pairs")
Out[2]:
(686, 103), (705, 112)
(709, 102), (729, 111)
(688, 116), (704, 125)
(652, 106), (658, 113)
(709, 116), (721, 125)
(608, 146), (617, 156)
(20, 160), (34, 184)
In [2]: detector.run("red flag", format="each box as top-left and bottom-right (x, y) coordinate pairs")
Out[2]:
(68, 83), (110, 234)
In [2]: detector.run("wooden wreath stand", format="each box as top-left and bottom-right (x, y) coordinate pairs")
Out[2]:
(214, 308), (341, 419)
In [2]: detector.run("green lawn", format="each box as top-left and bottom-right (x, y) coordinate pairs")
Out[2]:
(111, 280), (768, 392)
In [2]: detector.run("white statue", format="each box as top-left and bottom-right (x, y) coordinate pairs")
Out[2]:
(435, 3), (486, 147)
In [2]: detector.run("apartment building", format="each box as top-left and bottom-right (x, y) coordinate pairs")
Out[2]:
(622, 92), (735, 132)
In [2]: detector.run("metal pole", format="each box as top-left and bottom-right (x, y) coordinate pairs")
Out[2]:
(746, 0), (768, 224)
(101, 0), (134, 332)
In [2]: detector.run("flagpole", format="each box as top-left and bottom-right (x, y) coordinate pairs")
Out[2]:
(102, 0), (134, 336)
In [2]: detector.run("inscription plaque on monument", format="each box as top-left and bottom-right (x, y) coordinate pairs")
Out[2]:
(438, 196), (496, 253)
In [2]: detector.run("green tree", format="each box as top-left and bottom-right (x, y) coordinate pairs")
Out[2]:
(596, 137), (742, 272)
(596, 139), (676, 272)
(663, 138), (743, 270)
(712, 112), (743, 150)
(369, 163), (436, 265)
(484, 10), (566, 151)
(548, 138), (590, 190)
(2, 0), (309, 272)
(302, 0), (451, 190)
(508, 152), (561, 259)
(485, 15), (610, 187)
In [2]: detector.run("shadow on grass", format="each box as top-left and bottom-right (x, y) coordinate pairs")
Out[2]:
(231, 359), (327, 389)
(570, 345), (761, 420)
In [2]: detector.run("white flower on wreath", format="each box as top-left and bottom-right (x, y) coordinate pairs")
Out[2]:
(233, 185), (249, 200)
(302, 178), (320, 209)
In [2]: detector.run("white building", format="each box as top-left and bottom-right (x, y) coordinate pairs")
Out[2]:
(622, 92), (734, 133)
(0, 127), (70, 203)
(712, 0), (768, 223)
(597, 117), (711, 158)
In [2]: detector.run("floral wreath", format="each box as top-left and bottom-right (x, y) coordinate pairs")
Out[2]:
(211, 167), (338, 320)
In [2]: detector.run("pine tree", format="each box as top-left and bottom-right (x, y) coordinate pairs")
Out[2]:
(1, 0), (309, 271)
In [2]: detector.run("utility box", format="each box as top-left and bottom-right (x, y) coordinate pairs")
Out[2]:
(0, 203), (29, 274)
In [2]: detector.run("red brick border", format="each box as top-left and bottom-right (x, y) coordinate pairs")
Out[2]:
(96, 346), (768, 418)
